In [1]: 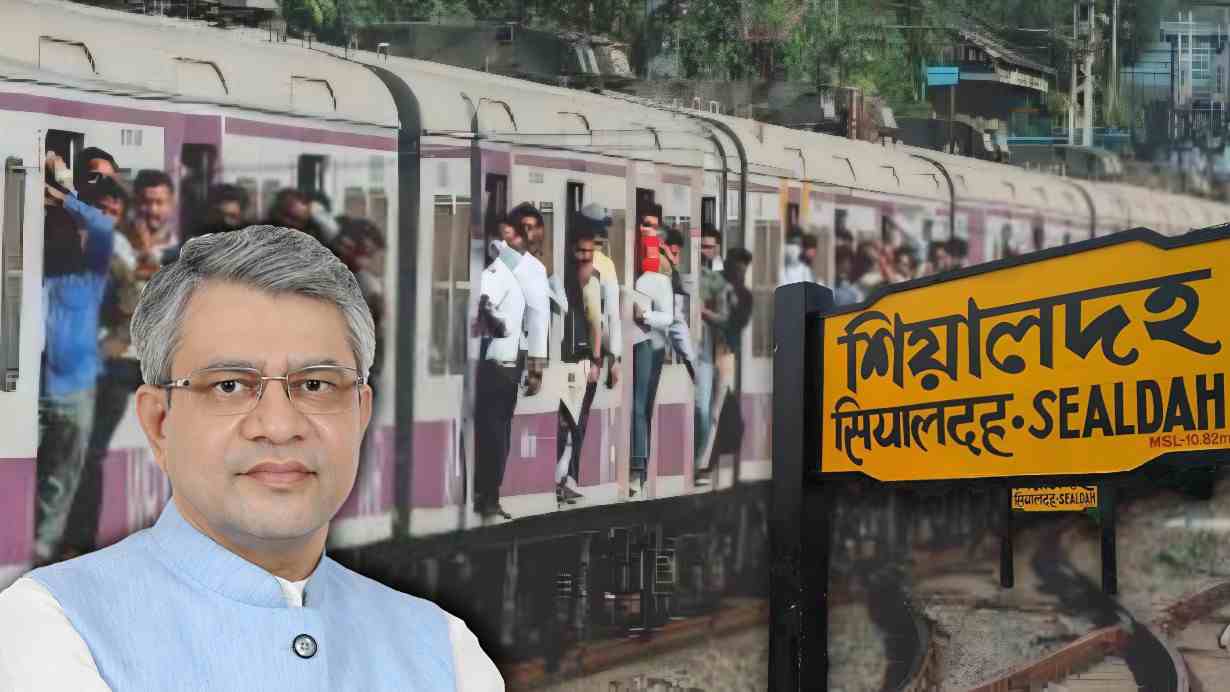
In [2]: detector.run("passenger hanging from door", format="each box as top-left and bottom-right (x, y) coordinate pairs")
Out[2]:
(630, 206), (673, 497)
(549, 221), (603, 506)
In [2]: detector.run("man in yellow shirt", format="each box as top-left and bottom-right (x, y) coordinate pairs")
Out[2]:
(579, 203), (622, 388)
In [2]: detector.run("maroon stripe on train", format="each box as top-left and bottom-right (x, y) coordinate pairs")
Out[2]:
(482, 149), (512, 173)
(514, 153), (626, 178)
(96, 449), (170, 549)
(740, 393), (772, 461)
(500, 411), (557, 496)
(661, 172), (692, 186)
(578, 406), (609, 487)
(655, 403), (691, 477)
(422, 146), (470, 159)
(411, 420), (453, 508)
(0, 459), (35, 566)
(0, 92), (220, 175)
(335, 426), (397, 519)
(225, 117), (397, 151)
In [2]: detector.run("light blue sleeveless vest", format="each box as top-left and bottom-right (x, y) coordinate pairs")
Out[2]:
(30, 500), (455, 691)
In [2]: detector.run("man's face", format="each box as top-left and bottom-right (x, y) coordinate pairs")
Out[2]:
(279, 199), (311, 231)
(664, 242), (682, 266)
(640, 215), (660, 238)
(136, 281), (372, 551)
(499, 222), (525, 252)
(730, 259), (749, 285)
(802, 245), (817, 263)
(85, 158), (116, 178)
(517, 215), (543, 254)
(137, 184), (174, 233)
(217, 200), (244, 229)
(701, 236), (719, 264)
(574, 238), (595, 284)
(98, 195), (125, 223)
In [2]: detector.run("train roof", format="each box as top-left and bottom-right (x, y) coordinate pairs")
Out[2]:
(0, 0), (398, 127)
(314, 43), (723, 169)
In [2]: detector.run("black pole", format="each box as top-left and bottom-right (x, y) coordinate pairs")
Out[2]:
(948, 83), (956, 153)
(1100, 483), (1118, 595)
(769, 282), (833, 692)
(1001, 484), (1014, 588)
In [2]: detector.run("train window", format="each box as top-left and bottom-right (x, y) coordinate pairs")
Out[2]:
(752, 220), (781, 358)
(635, 188), (655, 217)
(676, 215), (692, 274)
(261, 179), (280, 220)
(343, 186), (368, 220)
(701, 196), (717, 229)
(608, 209), (626, 284)
(45, 130), (84, 171)
(180, 144), (216, 237)
(369, 189), (388, 235)
(538, 202), (555, 275)
(484, 173), (507, 240)
(430, 194), (472, 376)
(565, 181), (584, 240)
(1, 157), (25, 392)
(236, 178), (259, 221)
(297, 155), (327, 198)
(835, 208), (849, 237)
(786, 202), (800, 230)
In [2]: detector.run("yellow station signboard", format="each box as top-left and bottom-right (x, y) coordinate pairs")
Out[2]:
(1011, 486), (1099, 512)
(820, 230), (1230, 481)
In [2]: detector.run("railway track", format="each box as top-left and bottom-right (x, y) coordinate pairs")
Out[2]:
(1160, 581), (1230, 692)
(501, 598), (768, 689)
(966, 521), (1180, 692)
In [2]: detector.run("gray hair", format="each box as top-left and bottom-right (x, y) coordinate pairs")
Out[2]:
(130, 225), (376, 385)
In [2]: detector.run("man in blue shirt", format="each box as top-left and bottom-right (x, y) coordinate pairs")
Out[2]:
(35, 151), (117, 565)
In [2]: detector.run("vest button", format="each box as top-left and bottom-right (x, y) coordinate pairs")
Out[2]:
(292, 633), (317, 659)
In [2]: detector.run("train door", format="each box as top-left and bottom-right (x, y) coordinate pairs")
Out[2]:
(0, 147), (36, 587)
(297, 154), (327, 199)
(178, 143), (217, 239)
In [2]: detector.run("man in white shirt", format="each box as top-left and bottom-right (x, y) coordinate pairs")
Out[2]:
(473, 219), (528, 521)
(781, 226), (817, 286)
(0, 225), (502, 691)
(509, 203), (551, 397)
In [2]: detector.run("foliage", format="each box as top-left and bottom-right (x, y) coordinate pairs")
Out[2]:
(279, 0), (337, 33)
(274, 0), (1181, 130)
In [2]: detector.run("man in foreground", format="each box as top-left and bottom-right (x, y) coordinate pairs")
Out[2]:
(0, 226), (502, 690)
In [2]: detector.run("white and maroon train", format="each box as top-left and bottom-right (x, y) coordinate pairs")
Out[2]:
(1, 0), (1227, 591)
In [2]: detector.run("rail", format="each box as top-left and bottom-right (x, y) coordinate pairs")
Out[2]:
(966, 624), (1130, 692)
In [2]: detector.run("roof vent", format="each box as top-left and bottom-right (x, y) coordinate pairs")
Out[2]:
(38, 36), (97, 77)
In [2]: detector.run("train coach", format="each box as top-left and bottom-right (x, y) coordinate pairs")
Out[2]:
(2, 0), (1230, 674)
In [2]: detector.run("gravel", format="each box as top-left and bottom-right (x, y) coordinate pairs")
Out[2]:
(539, 627), (769, 692)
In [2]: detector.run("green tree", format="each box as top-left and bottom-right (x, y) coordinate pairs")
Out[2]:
(279, 0), (338, 33)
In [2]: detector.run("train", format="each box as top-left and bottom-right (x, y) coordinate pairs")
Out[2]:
(1, 0), (1229, 677)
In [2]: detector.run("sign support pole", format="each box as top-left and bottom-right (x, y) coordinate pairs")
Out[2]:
(770, 283), (833, 692)
(1100, 482), (1118, 595)
(1000, 484), (1014, 588)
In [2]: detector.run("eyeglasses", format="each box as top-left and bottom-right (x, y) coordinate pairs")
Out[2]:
(157, 365), (365, 416)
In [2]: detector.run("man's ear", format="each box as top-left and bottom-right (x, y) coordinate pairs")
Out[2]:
(135, 384), (171, 474)
(358, 384), (373, 438)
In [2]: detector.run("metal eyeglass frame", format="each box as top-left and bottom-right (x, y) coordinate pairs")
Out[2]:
(156, 364), (367, 415)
